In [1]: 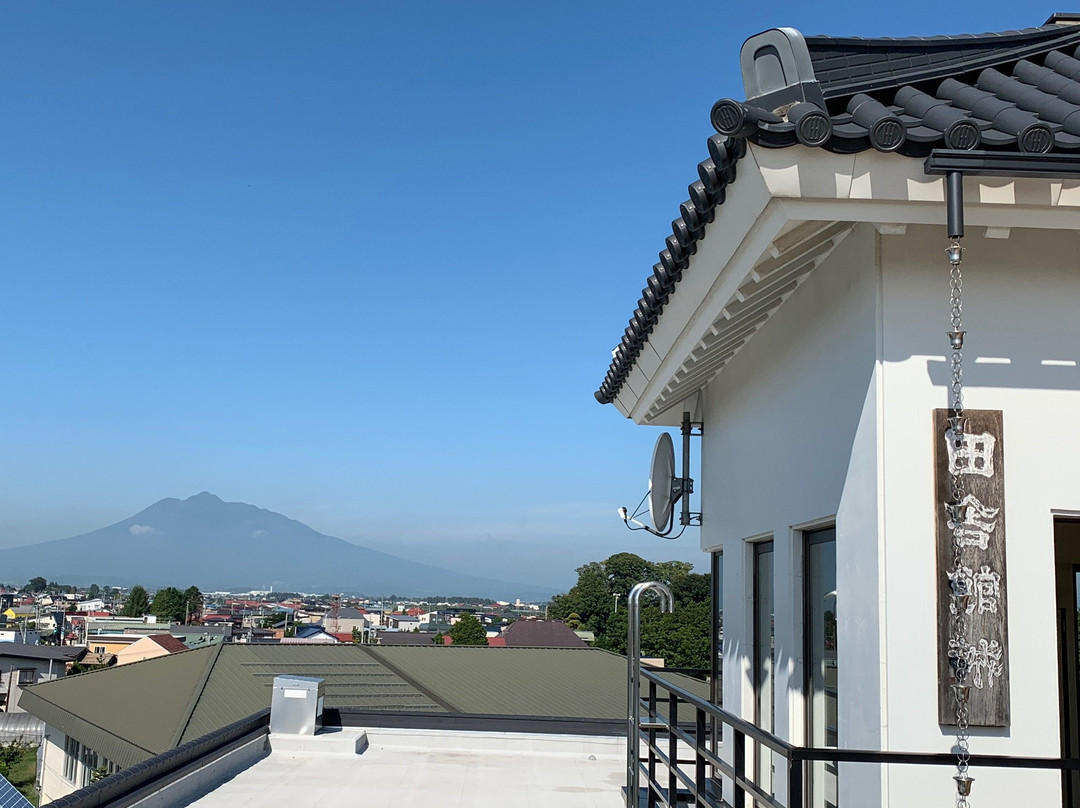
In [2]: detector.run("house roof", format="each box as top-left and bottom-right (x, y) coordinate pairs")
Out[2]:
(595, 14), (1080, 407)
(0, 644), (85, 662)
(146, 634), (189, 653)
(334, 607), (367, 620)
(294, 624), (336, 640)
(500, 620), (589, 648)
(19, 644), (707, 771)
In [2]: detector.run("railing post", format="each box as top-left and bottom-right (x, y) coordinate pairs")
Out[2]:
(648, 681), (658, 808)
(733, 728), (745, 808)
(668, 692), (678, 805)
(696, 706), (707, 803)
(787, 754), (804, 808)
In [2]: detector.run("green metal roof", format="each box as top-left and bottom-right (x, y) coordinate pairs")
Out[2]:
(180, 645), (440, 743)
(20, 644), (708, 768)
(368, 646), (631, 719)
(18, 645), (218, 769)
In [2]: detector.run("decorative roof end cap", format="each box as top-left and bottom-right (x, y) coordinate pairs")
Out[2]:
(740, 27), (825, 111)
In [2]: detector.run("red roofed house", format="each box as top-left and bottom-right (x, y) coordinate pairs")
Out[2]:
(114, 634), (190, 666)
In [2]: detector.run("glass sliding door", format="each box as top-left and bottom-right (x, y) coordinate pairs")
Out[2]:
(806, 527), (838, 808)
(1053, 520), (1080, 808)
(753, 541), (775, 801)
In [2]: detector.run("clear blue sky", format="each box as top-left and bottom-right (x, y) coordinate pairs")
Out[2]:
(0, 1), (1038, 589)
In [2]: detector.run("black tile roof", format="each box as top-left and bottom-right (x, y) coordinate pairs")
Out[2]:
(595, 15), (1080, 407)
(593, 135), (745, 406)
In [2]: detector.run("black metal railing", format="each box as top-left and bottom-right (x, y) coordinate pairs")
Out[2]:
(634, 667), (1080, 808)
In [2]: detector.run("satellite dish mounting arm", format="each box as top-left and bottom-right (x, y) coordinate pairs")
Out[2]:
(619, 411), (702, 538)
(675, 411), (701, 529)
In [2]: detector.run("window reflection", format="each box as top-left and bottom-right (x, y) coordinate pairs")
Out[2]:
(807, 528), (838, 808)
(754, 541), (775, 801)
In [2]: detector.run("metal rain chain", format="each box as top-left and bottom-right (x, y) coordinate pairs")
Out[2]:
(943, 172), (974, 806)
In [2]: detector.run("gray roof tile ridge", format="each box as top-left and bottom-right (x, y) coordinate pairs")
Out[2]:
(807, 25), (1080, 99)
(170, 642), (225, 747)
(804, 23), (1063, 46)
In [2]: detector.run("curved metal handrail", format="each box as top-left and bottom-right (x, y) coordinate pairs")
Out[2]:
(626, 581), (674, 808)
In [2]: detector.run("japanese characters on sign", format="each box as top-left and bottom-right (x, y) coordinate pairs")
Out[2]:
(935, 409), (1010, 726)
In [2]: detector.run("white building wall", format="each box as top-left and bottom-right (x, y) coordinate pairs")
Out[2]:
(878, 224), (1080, 806)
(700, 223), (883, 805)
(39, 729), (76, 804)
(39, 726), (118, 803)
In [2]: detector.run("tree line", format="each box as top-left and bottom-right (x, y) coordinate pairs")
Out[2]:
(121, 585), (203, 623)
(546, 552), (713, 670)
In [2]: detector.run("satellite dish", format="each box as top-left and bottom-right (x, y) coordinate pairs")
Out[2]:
(648, 432), (677, 533)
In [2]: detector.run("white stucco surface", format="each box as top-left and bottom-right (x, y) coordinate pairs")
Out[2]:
(183, 729), (625, 808)
(628, 141), (1080, 807)
(876, 224), (1080, 805)
(699, 221), (883, 806)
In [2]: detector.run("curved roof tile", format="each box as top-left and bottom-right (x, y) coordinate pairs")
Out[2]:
(595, 16), (1080, 407)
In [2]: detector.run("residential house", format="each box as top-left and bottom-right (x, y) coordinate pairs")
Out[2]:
(0, 643), (84, 712)
(499, 620), (588, 649)
(280, 625), (339, 644)
(383, 614), (419, 632)
(0, 629), (42, 645)
(320, 607), (368, 634)
(114, 635), (189, 666)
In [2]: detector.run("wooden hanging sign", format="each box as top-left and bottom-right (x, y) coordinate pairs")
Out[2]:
(934, 408), (1010, 727)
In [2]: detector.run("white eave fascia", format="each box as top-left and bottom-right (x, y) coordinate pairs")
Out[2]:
(623, 143), (1080, 425)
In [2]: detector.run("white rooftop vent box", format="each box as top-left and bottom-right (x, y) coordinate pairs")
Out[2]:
(270, 675), (325, 735)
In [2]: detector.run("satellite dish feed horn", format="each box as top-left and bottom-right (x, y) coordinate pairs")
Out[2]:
(620, 411), (702, 538)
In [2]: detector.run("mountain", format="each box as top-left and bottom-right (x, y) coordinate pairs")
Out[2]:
(0, 493), (555, 600)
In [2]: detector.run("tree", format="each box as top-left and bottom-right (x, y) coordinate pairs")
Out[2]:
(549, 552), (714, 670)
(23, 576), (46, 593)
(603, 552), (659, 602)
(671, 572), (711, 607)
(87, 584), (101, 600)
(182, 586), (203, 624)
(596, 601), (711, 669)
(149, 587), (187, 622)
(122, 585), (151, 617)
(548, 561), (614, 635)
(448, 612), (487, 645)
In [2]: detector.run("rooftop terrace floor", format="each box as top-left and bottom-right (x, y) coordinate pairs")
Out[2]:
(187, 728), (625, 808)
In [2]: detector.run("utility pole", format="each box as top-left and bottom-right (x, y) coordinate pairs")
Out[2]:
(613, 593), (622, 614)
